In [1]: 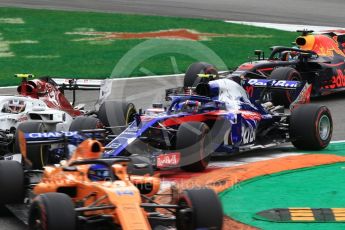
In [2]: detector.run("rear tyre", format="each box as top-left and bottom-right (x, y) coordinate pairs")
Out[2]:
(268, 67), (301, 107)
(184, 62), (218, 87)
(98, 101), (136, 133)
(29, 193), (76, 230)
(176, 188), (223, 230)
(176, 122), (211, 172)
(0, 160), (24, 206)
(290, 104), (332, 150)
(69, 116), (103, 131)
(15, 122), (49, 169)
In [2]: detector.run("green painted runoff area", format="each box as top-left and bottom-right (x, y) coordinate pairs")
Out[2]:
(220, 142), (345, 230)
(0, 7), (297, 86)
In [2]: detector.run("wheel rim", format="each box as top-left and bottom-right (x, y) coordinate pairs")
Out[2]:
(126, 106), (136, 125)
(319, 115), (331, 141)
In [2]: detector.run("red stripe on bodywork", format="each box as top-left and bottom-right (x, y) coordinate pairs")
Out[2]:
(323, 62), (345, 67)
(239, 110), (262, 121)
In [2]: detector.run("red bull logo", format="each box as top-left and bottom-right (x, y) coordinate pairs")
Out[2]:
(297, 34), (345, 57)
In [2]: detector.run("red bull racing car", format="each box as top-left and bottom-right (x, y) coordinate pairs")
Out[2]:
(184, 30), (345, 106)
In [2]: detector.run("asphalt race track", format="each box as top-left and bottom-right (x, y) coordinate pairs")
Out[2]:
(0, 0), (345, 26)
(1, 0), (345, 229)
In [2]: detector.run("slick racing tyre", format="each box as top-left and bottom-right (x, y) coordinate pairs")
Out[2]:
(15, 122), (49, 169)
(184, 62), (218, 87)
(290, 104), (332, 150)
(0, 160), (24, 206)
(98, 100), (136, 134)
(176, 122), (212, 172)
(268, 67), (302, 107)
(176, 188), (223, 230)
(69, 116), (103, 131)
(29, 193), (76, 230)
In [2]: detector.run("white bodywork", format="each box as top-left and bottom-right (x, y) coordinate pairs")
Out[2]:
(210, 79), (251, 110)
(0, 95), (73, 132)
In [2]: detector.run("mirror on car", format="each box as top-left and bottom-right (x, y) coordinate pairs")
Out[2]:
(133, 163), (150, 169)
(254, 50), (263, 60)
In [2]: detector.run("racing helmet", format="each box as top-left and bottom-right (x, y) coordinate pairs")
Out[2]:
(177, 100), (201, 113)
(3, 99), (26, 113)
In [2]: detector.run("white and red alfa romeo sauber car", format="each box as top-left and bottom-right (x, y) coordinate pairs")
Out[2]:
(0, 74), (113, 168)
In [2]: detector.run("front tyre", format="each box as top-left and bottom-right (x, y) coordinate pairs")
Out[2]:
(176, 188), (223, 230)
(98, 101), (136, 134)
(29, 193), (76, 230)
(0, 160), (24, 206)
(15, 122), (49, 169)
(290, 104), (332, 150)
(176, 122), (211, 172)
(69, 116), (103, 131)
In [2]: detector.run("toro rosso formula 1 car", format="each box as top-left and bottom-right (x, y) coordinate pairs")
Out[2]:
(22, 77), (332, 172)
(0, 137), (223, 230)
(184, 30), (345, 106)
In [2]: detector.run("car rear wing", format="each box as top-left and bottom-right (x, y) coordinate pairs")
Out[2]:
(50, 78), (113, 108)
(166, 78), (303, 98)
(242, 78), (312, 108)
(52, 78), (104, 90)
(242, 79), (301, 90)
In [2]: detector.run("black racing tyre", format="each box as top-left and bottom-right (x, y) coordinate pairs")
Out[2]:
(127, 155), (154, 176)
(69, 116), (103, 131)
(0, 160), (24, 206)
(268, 67), (302, 107)
(98, 101), (136, 133)
(290, 104), (332, 150)
(176, 188), (223, 230)
(29, 193), (76, 230)
(15, 122), (49, 169)
(176, 122), (211, 172)
(184, 62), (218, 87)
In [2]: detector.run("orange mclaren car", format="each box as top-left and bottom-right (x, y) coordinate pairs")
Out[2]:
(0, 136), (223, 230)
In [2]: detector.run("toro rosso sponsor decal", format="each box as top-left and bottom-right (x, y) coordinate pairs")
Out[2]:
(247, 79), (299, 88)
(241, 119), (257, 145)
(156, 152), (180, 168)
(242, 123), (256, 144)
(25, 131), (78, 139)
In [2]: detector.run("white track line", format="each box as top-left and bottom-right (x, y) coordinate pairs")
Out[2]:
(225, 20), (345, 32)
